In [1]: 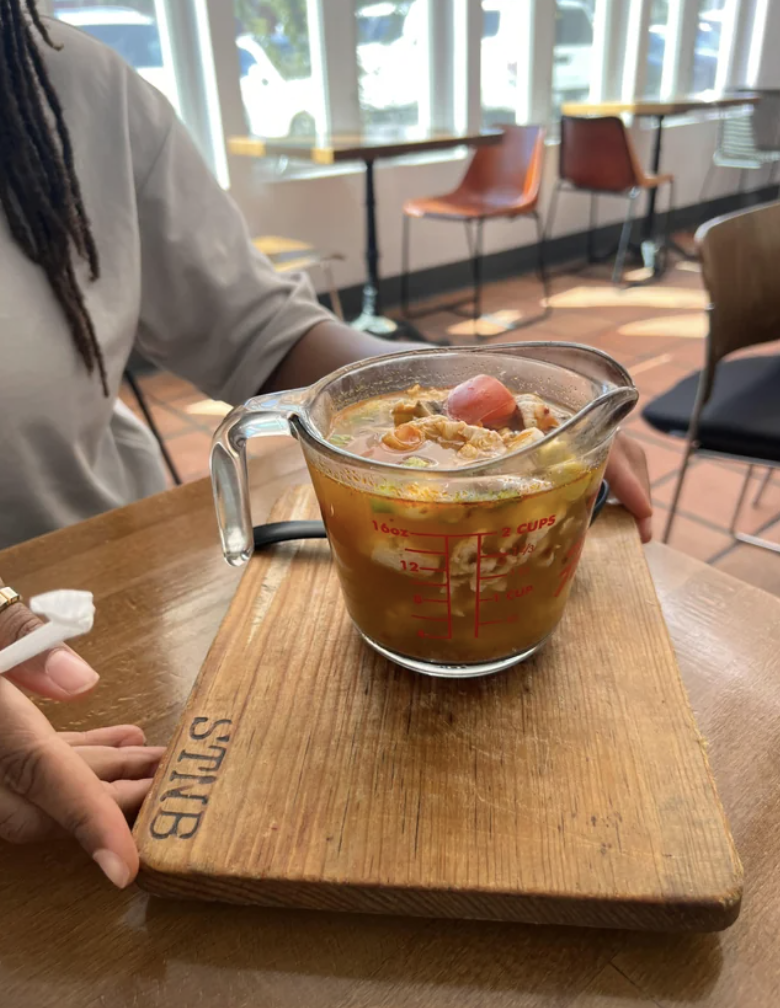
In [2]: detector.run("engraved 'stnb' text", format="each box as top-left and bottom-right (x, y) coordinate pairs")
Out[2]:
(149, 716), (232, 840)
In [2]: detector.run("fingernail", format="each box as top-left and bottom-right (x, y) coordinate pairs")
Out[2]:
(639, 517), (653, 543)
(44, 650), (99, 695)
(93, 849), (131, 889)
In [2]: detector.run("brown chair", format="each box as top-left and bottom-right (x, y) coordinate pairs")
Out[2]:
(642, 203), (780, 553)
(401, 125), (547, 334)
(547, 116), (675, 285)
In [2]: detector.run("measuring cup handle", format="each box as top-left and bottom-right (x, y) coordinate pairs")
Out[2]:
(210, 393), (304, 566)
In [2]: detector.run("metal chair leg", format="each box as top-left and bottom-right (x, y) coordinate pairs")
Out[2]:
(660, 177), (676, 271)
(122, 369), (182, 486)
(612, 189), (639, 286)
(533, 211), (550, 304)
(545, 181), (562, 243)
(730, 464), (780, 554)
(401, 214), (411, 318)
(587, 193), (597, 263)
(699, 162), (717, 228)
(753, 467), (773, 506)
(471, 219), (484, 332)
(729, 465), (755, 537)
(321, 260), (344, 321)
(772, 159), (780, 201)
(662, 442), (695, 543)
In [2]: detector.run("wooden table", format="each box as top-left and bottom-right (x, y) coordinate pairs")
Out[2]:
(3, 444), (780, 1007)
(561, 94), (761, 270)
(229, 129), (502, 339)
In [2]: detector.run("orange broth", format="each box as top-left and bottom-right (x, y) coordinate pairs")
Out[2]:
(309, 385), (605, 664)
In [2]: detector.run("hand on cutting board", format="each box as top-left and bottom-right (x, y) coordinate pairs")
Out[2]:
(605, 432), (653, 544)
(0, 590), (163, 887)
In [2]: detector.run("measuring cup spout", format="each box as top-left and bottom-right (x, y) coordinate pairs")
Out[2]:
(210, 388), (307, 566)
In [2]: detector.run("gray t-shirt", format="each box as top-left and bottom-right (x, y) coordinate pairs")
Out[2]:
(0, 20), (332, 549)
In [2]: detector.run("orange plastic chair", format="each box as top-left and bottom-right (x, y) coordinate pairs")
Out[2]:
(547, 116), (675, 285)
(401, 125), (547, 333)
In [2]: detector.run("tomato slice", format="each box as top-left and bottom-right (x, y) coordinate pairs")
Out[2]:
(446, 375), (517, 428)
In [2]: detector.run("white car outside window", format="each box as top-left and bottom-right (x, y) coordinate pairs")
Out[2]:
(56, 8), (318, 140)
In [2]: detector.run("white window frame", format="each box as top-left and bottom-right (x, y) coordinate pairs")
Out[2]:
(454, 0), (481, 133)
(516, 0), (555, 125)
(661, 0), (700, 98)
(622, 0), (653, 101)
(590, 0), (632, 102)
(41, 0), (772, 185)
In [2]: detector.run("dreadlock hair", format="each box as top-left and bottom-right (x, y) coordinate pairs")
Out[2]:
(0, 0), (107, 394)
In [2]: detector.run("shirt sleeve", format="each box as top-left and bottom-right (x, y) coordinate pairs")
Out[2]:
(132, 101), (335, 405)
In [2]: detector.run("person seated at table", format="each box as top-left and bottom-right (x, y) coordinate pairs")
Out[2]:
(0, 7), (653, 888)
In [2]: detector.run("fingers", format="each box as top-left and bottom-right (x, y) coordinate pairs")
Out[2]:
(0, 785), (55, 844)
(73, 745), (165, 782)
(606, 434), (654, 544)
(0, 677), (139, 886)
(0, 777), (156, 845)
(102, 778), (155, 820)
(0, 598), (99, 700)
(59, 725), (147, 748)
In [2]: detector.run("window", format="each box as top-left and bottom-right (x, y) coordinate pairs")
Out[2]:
(552, 0), (595, 116)
(481, 1), (521, 128)
(645, 0), (670, 98)
(356, 1), (426, 139)
(233, 1), (317, 139)
(52, 0), (179, 110)
(692, 0), (728, 94)
(52, 1), (766, 189)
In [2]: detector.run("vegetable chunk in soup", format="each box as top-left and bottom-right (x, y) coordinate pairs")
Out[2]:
(310, 375), (606, 666)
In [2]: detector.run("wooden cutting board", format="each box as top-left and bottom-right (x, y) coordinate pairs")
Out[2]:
(135, 485), (742, 931)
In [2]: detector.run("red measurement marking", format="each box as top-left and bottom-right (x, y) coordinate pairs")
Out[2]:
(410, 530), (497, 539)
(419, 565), (441, 572)
(411, 614), (449, 622)
(555, 533), (587, 598)
(444, 533), (452, 640)
(479, 572), (510, 582)
(405, 548), (445, 556)
(473, 532), (484, 639)
(479, 593), (501, 603)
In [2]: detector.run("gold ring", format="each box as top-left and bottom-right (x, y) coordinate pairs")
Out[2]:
(0, 587), (22, 615)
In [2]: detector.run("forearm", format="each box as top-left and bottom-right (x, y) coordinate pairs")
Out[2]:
(261, 321), (417, 393)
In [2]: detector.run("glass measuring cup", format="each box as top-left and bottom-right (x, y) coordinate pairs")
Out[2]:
(211, 343), (637, 678)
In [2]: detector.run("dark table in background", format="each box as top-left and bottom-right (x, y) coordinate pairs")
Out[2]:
(562, 94), (760, 271)
(230, 129), (502, 338)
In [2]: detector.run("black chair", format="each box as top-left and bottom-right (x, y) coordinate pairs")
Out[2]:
(643, 203), (780, 553)
(122, 368), (182, 486)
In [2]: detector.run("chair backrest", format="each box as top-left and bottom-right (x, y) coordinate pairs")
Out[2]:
(736, 90), (780, 151)
(559, 116), (641, 193)
(695, 203), (780, 397)
(719, 111), (759, 159)
(455, 124), (545, 208)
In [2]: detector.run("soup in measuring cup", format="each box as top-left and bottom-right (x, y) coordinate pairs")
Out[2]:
(308, 375), (606, 666)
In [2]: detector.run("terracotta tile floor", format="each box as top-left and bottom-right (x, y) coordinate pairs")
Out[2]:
(121, 254), (780, 598)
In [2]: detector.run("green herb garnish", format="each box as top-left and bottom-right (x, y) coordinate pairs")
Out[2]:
(401, 456), (433, 469)
(328, 434), (352, 448)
